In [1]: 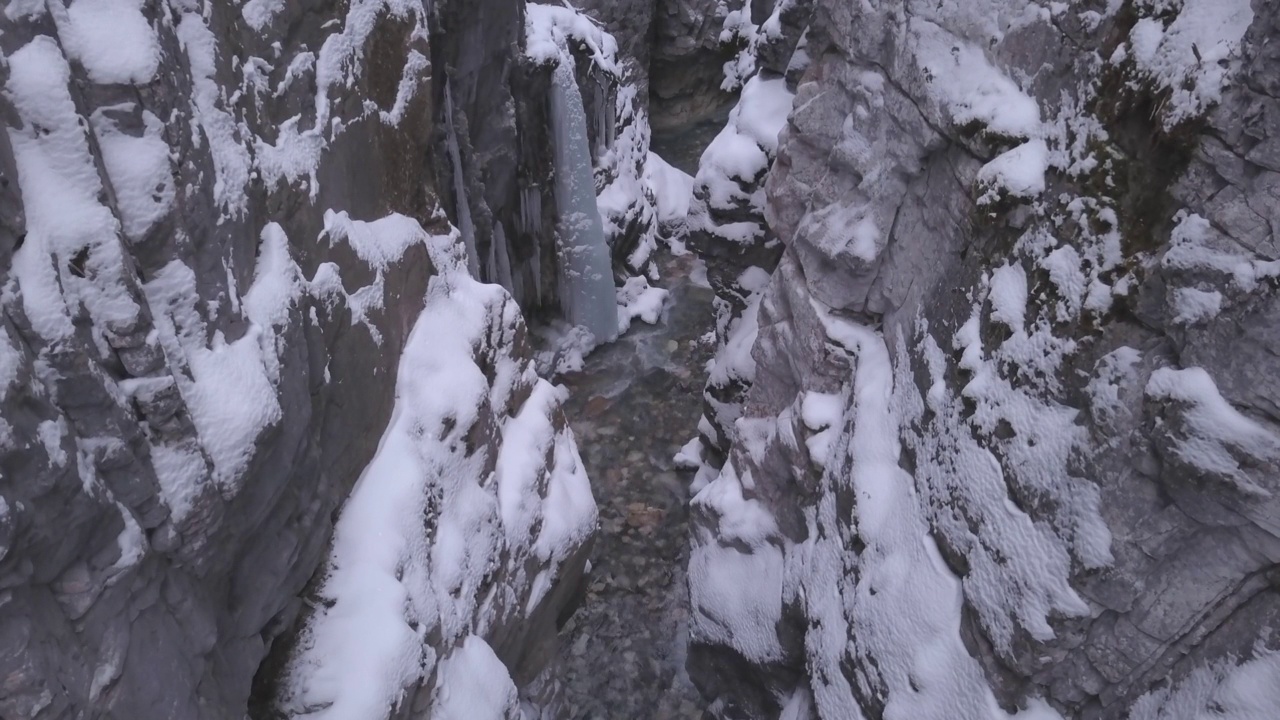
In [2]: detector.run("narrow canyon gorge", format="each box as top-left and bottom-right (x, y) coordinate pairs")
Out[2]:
(1, 0), (1278, 719)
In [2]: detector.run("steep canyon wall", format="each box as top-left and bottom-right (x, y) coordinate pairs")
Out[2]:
(0, 0), (646, 716)
(685, 0), (1280, 718)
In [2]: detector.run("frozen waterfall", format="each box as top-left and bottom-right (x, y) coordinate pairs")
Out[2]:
(549, 58), (618, 344)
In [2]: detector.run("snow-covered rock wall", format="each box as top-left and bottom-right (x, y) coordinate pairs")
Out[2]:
(272, 264), (596, 719)
(649, 0), (747, 130)
(686, 0), (813, 477)
(687, 0), (1280, 718)
(0, 1), (600, 717)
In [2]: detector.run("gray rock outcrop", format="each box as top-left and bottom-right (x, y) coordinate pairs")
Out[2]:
(576, 0), (655, 98)
(581, 0), (781, 132)
(650, 0), (745, 129)
(687, 0), (1280, 718)
(0, 2), (440, 715)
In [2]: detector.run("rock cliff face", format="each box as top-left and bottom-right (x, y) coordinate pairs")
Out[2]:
(576, 0), (654, 97)
(0, 0), (637, 717)
(687, 0), (1280, 718)
(578, 0), (748, 130)
(685, 0), (813, 475)
(649, 0), (742, 129)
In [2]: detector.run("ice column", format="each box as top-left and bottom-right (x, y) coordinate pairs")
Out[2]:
(491, 222), (514, 292)
(548, 58), (617, 342)
(444, 81), (480, 277)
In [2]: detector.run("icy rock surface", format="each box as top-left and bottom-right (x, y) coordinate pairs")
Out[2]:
(687, 0), (1280, 718)
(0, 1), (599, 717)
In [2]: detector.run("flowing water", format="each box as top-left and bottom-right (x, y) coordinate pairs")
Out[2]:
(554, 122), (720, 718)
(555, 250), (714, 719)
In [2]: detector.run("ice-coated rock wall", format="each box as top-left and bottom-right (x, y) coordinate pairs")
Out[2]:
(443, 0), (666, 318)
(686, 0), (1280, 718)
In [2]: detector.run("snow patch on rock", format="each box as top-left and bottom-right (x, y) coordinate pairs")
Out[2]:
(6, 36), (141, 347)
(51, 0), (160, 85)
(693, 74), (794, 222)
(1129, 645), (1280, 720)
(1127, 0), (1255, 127)
(1146, 367), (1280, 497)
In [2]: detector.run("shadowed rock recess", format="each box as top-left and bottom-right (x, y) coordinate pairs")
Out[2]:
(1, 0), (1278, 719)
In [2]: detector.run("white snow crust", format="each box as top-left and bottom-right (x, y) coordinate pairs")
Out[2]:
(90, 106), (175, 242)
(694, 74), (794, 222)
(1127, 0), (1255, 127)
(429, 635), (521, 719)
(1147, 367), (1280, 497)
(644, 151), (695, 227)
(51, 0), (160, 85)
(1129, 646), (1280, 720)
(6, 36), (141, 346)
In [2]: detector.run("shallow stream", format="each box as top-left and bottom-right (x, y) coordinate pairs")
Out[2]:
(554, 124), (719, 718)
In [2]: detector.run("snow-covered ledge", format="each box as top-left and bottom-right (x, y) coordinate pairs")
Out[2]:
(274, 238), (598, 718)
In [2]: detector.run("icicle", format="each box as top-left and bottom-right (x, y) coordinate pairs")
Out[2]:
(605, 88), (615, 152)
(529, 188), (541, 232)
(485, 228), (498, 283)
(531, 229), (543, 303)
(549, 57), (617, 343)
(520, 185), (543, 236)
(444, 81), (480, 277)
(594, 81), (611, 157)
(494, 222), (514, 293)
(511, 266), (526, 310)
(519, 185), (541, 236)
